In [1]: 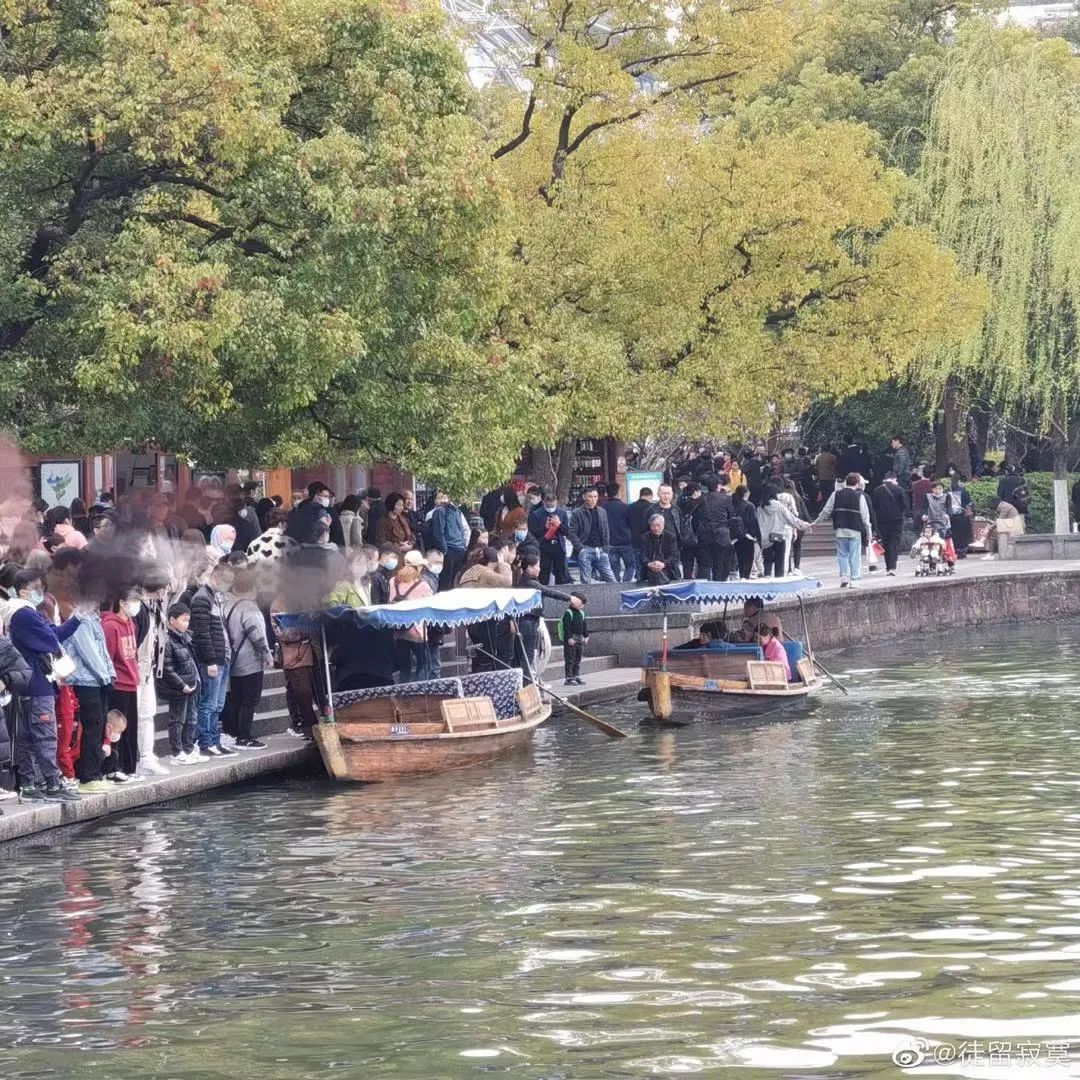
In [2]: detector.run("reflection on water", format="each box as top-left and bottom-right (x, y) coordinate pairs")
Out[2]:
(4, 623), (1080, 1077)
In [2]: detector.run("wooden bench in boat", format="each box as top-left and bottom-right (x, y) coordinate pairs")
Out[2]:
(331, 670), (527, 734)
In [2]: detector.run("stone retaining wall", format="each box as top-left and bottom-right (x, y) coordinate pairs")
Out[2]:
(549, 568), (1080, 664)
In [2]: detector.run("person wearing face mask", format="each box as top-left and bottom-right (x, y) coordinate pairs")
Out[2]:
(208, 524), (236, 561)
(101, 588), (144, 782)
(4, 569), (82, 803)
(429, 490), (468, 591)
(512, 522), (539, 566)
(527, 492), (571, 585)
(494, 489), (527, 539)
(370, 544), (399, 606)
(285, 481), (345, 549)
(525, 485), (543, 511)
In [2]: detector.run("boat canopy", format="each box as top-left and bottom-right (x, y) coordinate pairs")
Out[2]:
(274, 587), (543, 632)
(619, 578), (823, 612)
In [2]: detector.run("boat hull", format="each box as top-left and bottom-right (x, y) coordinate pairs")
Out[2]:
(313, 705), (551, 782)
(639, 667), (823, 722)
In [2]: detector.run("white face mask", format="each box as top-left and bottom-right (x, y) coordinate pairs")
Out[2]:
(316, 494), (331, 508)
(124, 600), (142, 617)
(109, 731), (121, 743)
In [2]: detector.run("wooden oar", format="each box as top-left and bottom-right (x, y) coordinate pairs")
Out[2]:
(472, 646), (629, 739)
(779, 630), (849, 696)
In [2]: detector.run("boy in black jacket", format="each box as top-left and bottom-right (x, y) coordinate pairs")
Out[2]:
(157, 604), (202, 764)
(560, 592), (588, 686)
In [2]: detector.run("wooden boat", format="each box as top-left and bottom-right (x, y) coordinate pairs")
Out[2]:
(275, 587), (553, 782)
(620, 579), (826, 722)
(314, 681), (551, 782)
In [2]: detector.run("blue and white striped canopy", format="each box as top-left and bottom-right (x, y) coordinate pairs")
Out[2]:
(274, 587), (542, 632)
(619, 578), (822, 612)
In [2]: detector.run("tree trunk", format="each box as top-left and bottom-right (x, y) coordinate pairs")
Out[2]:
(933, 378), (972, 478)
(970, 406), (991, 473)
(1053, 396), (1070, 534)
(552, 437), (576, 506)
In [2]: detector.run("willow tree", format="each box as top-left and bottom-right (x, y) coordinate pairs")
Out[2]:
(919, 24), (1080, 531)
(479, 0), (984, 497)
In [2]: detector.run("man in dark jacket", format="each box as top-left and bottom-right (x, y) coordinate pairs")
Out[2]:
(639, 515), (680, 584)
(603, 483), (636, 583)
(694, 475), (736, 582)
(286, 481), (345, 549)
(6, 569), (81, 801)
(370, 544), (398, 605)
(568, 487), (615, 583)
(872, 473), (906, 575)
(189, 560), (236, 756)
(528, 494), (571, 585)
(0, 633), (32, 796)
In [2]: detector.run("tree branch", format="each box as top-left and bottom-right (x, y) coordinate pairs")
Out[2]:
(492, 93), (536, 160)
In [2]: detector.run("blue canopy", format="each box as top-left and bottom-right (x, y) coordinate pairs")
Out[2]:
(619, 578), (823, 612)
(274, 587), (543, 632)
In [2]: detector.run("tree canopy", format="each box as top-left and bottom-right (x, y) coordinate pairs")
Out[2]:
(482, 0), (984, 485)
(0, 0), (530, 493)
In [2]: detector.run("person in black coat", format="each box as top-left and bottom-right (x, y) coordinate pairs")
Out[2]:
(731, 485), (761, 580)
(638, 516), (680, 584)
(871, 474), (906, 574)
(0, 634), (32, 790)
(286, 481), (345, 549)
(694, 475), (737, 581)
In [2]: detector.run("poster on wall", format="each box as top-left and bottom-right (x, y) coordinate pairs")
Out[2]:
(625, 470), (664, 503)
(38, 461), (82, 509)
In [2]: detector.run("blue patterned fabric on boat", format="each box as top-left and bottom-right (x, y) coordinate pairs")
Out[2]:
(333, 678), (463, 709)
(459, 669), (523, 720)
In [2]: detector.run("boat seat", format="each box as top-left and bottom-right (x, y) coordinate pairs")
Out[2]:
(783, 641), (804, 682)
(441, 696), (501, 732)
(460, 669), (524, 720)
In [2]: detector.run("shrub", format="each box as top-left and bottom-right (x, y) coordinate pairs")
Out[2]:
(965, 472), (1080, 534)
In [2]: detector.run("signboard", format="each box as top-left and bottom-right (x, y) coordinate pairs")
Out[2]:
(625, 470), (664, 503)
(38, 461), (82, 509)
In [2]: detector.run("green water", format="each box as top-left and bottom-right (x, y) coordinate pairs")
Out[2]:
(3, 622), (1080, 1078)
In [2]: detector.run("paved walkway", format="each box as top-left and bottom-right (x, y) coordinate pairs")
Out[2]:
(795, 553), (1080, 595)
(0, 735), (317, 844)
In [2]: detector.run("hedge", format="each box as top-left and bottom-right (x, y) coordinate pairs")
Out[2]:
(965, 472), (1080, 534)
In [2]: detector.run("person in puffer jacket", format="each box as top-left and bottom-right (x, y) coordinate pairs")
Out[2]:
(188, 559), (235, 757)
(65, 605), (115, 790)
(156, 604), (201, 764)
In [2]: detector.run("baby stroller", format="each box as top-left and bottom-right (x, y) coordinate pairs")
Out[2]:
(911, 529), (948, 577)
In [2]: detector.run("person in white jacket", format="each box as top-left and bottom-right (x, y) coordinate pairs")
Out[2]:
(756, 488), (811, 579)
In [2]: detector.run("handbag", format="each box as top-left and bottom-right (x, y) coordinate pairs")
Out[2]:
(768, 532), (785, 545)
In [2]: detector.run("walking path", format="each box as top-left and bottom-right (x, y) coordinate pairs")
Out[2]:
(4, 555), (1078, 844)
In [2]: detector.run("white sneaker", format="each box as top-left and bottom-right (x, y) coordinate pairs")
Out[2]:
(981, 553), (996, 561)
(849, 581), (860, 589)
(173, 752), (198, 766)
(125, 772), (147, 783)
(142, 758), (170, 776)
(789, 568), (804, 578)
(285, 728), (305, 739)
(0, 788), (16, 802)
(887, 570), (896, 576)
(219, 733), (236, 750)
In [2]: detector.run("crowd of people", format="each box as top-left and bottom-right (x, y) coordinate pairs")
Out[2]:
(0, 440), (1036, 805)
(0, 477), (595, 805)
